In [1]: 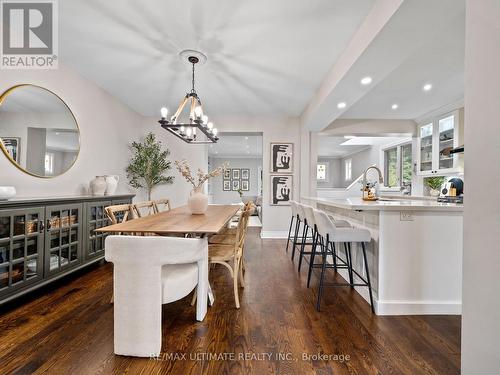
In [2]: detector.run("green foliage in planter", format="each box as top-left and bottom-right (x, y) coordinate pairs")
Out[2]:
(425, 176), (445, 190)
(126, 132), (174, 200)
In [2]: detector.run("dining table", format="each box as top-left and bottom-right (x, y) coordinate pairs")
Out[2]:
(95, 204), (240, 304)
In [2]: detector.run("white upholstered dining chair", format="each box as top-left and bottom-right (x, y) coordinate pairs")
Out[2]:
(105, 235), (209, 357)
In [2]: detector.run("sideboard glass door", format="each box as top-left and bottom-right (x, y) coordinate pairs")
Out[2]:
(44, 204), (83, 277)
(85, 200), (111, 260)
(0, 207), (44, 297)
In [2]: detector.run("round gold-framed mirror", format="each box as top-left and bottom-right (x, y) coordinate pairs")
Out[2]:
(0, 84), (80, 178)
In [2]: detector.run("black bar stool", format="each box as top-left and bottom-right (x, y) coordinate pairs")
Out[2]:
(285, 200), (298, 253)
(313, 208), (375, 313)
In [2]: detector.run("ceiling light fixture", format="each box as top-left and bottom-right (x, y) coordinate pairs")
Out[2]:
(158, 51), (218, 144)
(337, 102), (347, 109)
(360, 76), (372, 85)
(423, 83), (433, 92)
(344, 135), (356, 139)
(391, 104), (399, 110)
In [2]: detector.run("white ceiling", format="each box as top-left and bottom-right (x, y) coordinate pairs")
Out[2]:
(59, 0), (375, 117)
(340, 4), (465, 120)
(208, 134), (262, 157)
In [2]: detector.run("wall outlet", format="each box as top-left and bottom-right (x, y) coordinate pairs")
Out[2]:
(400, 211), (414, 221)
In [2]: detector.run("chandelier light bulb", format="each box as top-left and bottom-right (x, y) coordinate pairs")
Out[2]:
(186, 127), (192, 137)
(207, 122), (214, 130)
(213, 128), (218, 136)
(160, 107), (168, 119)
(202, 115), (208, 124)
(194, 106), (203, 119)
(192, 127), (197, 135)
(180, 126), (185, 133)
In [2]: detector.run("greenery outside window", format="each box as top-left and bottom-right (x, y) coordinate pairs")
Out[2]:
(384, 142), (412, 188)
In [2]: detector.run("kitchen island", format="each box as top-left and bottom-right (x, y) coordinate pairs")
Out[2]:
(303, 197), (463, 315)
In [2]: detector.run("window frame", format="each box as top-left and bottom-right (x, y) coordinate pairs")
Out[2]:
(382, 140), (412, 188)
(344, 158), (352, 181)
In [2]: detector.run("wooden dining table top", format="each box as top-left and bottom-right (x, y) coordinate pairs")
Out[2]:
(95, 204), (240, 235)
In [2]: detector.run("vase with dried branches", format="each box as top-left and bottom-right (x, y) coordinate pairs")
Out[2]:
(175, 160), (228, 214)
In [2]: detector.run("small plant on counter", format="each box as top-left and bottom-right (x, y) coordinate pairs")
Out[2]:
(126, 132), (174, 200)
(174, 159), (228, 189)
(425, 176), (445, 191)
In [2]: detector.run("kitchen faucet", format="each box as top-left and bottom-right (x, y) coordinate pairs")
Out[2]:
(361, 165), (384, 198)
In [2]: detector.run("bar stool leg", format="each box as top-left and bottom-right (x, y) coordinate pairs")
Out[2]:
(316, 235), (328, 311)
(361, 242), (375, 314)
(295, 221), (308, 263)
(291, 219), (301, 260)
(298, 225), (312, 272)
(307, 231), (319, 288)
(344, 243), (354, 286)
(285, 215), (295, 253)
(331, 241), (337, 271)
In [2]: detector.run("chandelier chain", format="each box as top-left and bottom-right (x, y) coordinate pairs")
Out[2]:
(191, 63), (196, 93)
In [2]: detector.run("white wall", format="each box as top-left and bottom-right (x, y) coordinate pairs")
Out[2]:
(317, 157), (342, 188)
(0, 65), (207, 207)
(209, 157), (262, 204)
(462, 0), (500, 373)
(210, 115), (301, 237)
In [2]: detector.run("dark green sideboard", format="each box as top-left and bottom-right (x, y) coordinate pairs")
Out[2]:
(0, 194), (134, 304)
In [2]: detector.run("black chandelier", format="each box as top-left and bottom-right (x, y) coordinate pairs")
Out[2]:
(158, 53), (218, 144)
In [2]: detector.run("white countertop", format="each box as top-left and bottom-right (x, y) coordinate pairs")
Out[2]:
(303, 196), (464, 212)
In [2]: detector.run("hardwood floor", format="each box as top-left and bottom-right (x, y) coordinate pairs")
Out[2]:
(0, 228), (461, 375)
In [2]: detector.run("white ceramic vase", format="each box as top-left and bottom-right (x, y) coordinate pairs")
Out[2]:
(105, 175), (119, 195)
(429, 188), (440, 197)
(188, 186), (208, 214)
(90, 176), (107, 196)
(0, 186), (16, 200)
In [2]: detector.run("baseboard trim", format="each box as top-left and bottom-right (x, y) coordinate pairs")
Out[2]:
(260, 231), (289, 239)
(334, 268), (461, 315)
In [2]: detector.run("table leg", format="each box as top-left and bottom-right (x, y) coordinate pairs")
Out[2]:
(208, 283), (215, 306)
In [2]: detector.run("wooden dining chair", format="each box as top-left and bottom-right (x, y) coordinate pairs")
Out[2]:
(207, 209), (251, 309)
(132, 201), (156, 218)
(209, 201), (255, 243)
(105, 204), (132, 226)
(153, 199), (172, 213)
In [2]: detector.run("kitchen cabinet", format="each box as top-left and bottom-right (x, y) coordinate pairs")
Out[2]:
(417, 109), (464, 176)
(0, 194), (134, 304)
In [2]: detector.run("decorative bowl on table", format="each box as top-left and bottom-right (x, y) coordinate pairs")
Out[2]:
(0, 186), (16, 200)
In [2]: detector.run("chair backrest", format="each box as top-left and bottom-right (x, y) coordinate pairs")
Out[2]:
(302, 204), (316, 227)
(105, 204), (131, 225)
(234, 209), (251, 255)
(296, 203), (306, 221)
(289, 200), (298, 217)
(153, 199), (171, 213)
(313, 208), (337, 238)
(105, 235), (207, 266)
(132, 201), (156, 218)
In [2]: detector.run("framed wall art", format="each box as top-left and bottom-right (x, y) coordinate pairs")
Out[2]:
(270, 174), (292, 205)
(241, 180), (249, 191)
(223, 180), (231, 191)
(232, 180), (240, 191)
(223, 169), (231, 180)
(0, 137), (21, 163)
(241, 168), (250, 180)
(232, 169), (240, 179)
(270, 143), (293, 173)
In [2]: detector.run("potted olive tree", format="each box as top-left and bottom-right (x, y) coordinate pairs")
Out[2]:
(425, 176), (445, 197)
(126, 132), (174, 200)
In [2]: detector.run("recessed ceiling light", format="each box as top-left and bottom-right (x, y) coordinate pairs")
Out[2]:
(247, 151), (250, 154)
(391, 104), (399, 110)
(423, 83), (433, 92)
(244, 136), (248, 140)
(337, 102), (347, 109)
(360, 76), (372, 85)
(344, 135), (356, 139)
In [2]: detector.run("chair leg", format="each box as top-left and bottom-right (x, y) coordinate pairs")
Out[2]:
(298, 225), (309, 272)
(233, 257), (241, 309)
(285, 216), (294, 253)
(307, 231), (319, 288)
(345, 242), (354, 286)
(191, 287), (197, 306)
(291, 220), (301, 261)
(361, 242), (375, 314)
(239, 258), (245, 288)
(316, 239), (328, 311)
